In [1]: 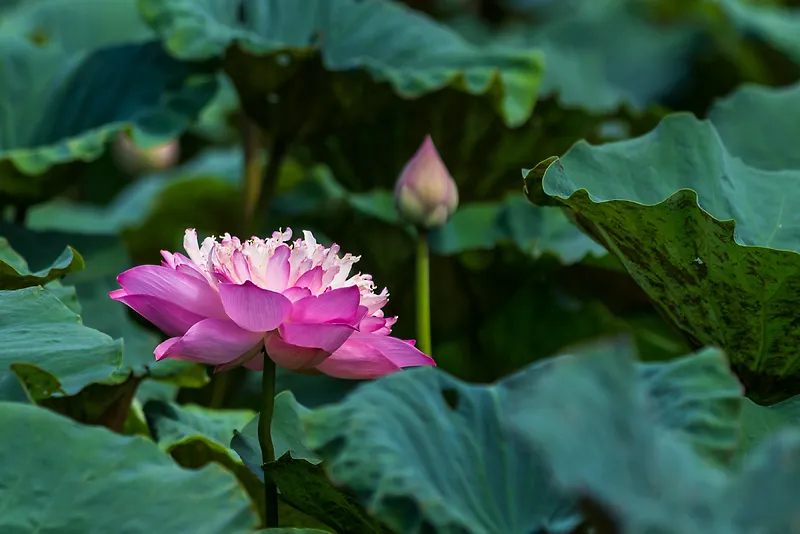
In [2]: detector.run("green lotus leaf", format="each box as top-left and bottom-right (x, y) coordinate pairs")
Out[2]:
(139, 0), (543, 128)
(231, 391), (322, 476)
(0, 286), (122, 401)
(0, 38), (217, 195)
(0, 402), (259, 533)
(300, 339), (740, 534)
(720, 0), (800, 65)
(524, 80), (800, 400)
(0, 224), (206, 386)
(450, 0), (700, 112)
(739, 394), (800, 456)
(708, 82), (800, 171)
(145, 400), (262, 501)
(232, 392), (388, 534)
(0, 0), (152, 50)
(507, 339), (800, 534)
(0, 237), (83, 290)
(145, 396), (333, 530)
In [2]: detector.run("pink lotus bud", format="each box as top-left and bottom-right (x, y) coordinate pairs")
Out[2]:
(113, 131), (180, 176)
(394, 135), (459, 228)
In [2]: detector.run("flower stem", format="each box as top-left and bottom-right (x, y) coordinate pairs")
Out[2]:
(416, 230), (432, 356)
(241, 117), (264, 235)
(259, 354), (279, 528)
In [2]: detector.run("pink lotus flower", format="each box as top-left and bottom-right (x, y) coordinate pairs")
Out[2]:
(110, 228), (435, 378)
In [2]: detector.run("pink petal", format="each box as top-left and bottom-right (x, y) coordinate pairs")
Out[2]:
(290, 286), (361, 324)
(279, 322), (355, 353)
(283, 287), (312, 302)
(217, 281), (292, 332)
(348, 331), (435, 367)
(155, 337), (181, 360)
(315, 337), (401, 379)
(264, 332), (330, 370)
(231, 250), (251, 282)
(109, 288), (126, 299)
(213, 342), (264, 373)
(294, 266), (324, 293)
(175, 263), (210, 283)
(117, 265), (224, 319)
(264, 244), (291, 291)
(243, 353), (265, 371)
(155, 318), (264, 365)
(358, 316), (390, 334)
(111, 293), (206, 337)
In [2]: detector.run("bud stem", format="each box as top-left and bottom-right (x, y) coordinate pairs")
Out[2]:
(258, 353), (279, 528)
(416, 230), (433, 356)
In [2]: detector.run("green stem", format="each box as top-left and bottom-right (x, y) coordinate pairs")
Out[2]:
(208, 371), (230, 409)
(415, 230), (432, 356)
(254, 135), (289, 233)
(241, 117), (265, 236)
(258, 353), (279, 528)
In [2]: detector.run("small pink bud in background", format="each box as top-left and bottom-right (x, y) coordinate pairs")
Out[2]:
(394, 135), (459, 229)
(113, 131), (180, 176)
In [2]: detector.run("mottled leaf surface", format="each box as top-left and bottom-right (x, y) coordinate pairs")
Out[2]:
(525, 81), (800, 399)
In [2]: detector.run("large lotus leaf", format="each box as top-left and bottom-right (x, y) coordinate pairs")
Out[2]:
(145, 400), (262, 500)
(0, 223), (205, 386)
(0, 0), (152, 50)
(0, 38), (217, 188)
(0, 286), (122, 401)
(506, 338), (800, 534)
(720, 0), (800, 65)
(0, 402), (259, 533)
(739, 394), (800, 455)
(429, 193), (607, 261)
(139, 0), (543, 128)
(301, 362), (570, 534)
(0, 237), (83, 290)
(300, 339), (741, 534)
(449, 0), (701, 112)
(524, 85), (800, 400)
(708, 81), (800, 171)
(231, 393), (390, 534)
(144, 395), (333, 530)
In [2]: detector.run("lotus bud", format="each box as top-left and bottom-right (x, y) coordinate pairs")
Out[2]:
(113, 131), (180, 176)
(394, 135), (459, 229)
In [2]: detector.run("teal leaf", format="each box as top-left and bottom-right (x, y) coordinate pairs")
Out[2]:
(0, 286), (122, 401)
(145, 400), (262, 502)
(524, 80), (800, 400)
(0, 38), (217, 187)
(739, 395), (800, 456)
(301, 339), (743, 534)
(232, 392), (388, 534)
(450, 0), (700, 112)
(0, 0), (152, 50)
(139, 0), (543, 127)
(720, 0), (800, 65)
(0, 402), (259, 533)
(0, 224), (206, 386)
(507, 338), (800, 534)
(231, 391), (321, 481)
(0, 237), (83, 290)
(301, 362), (570, 534)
